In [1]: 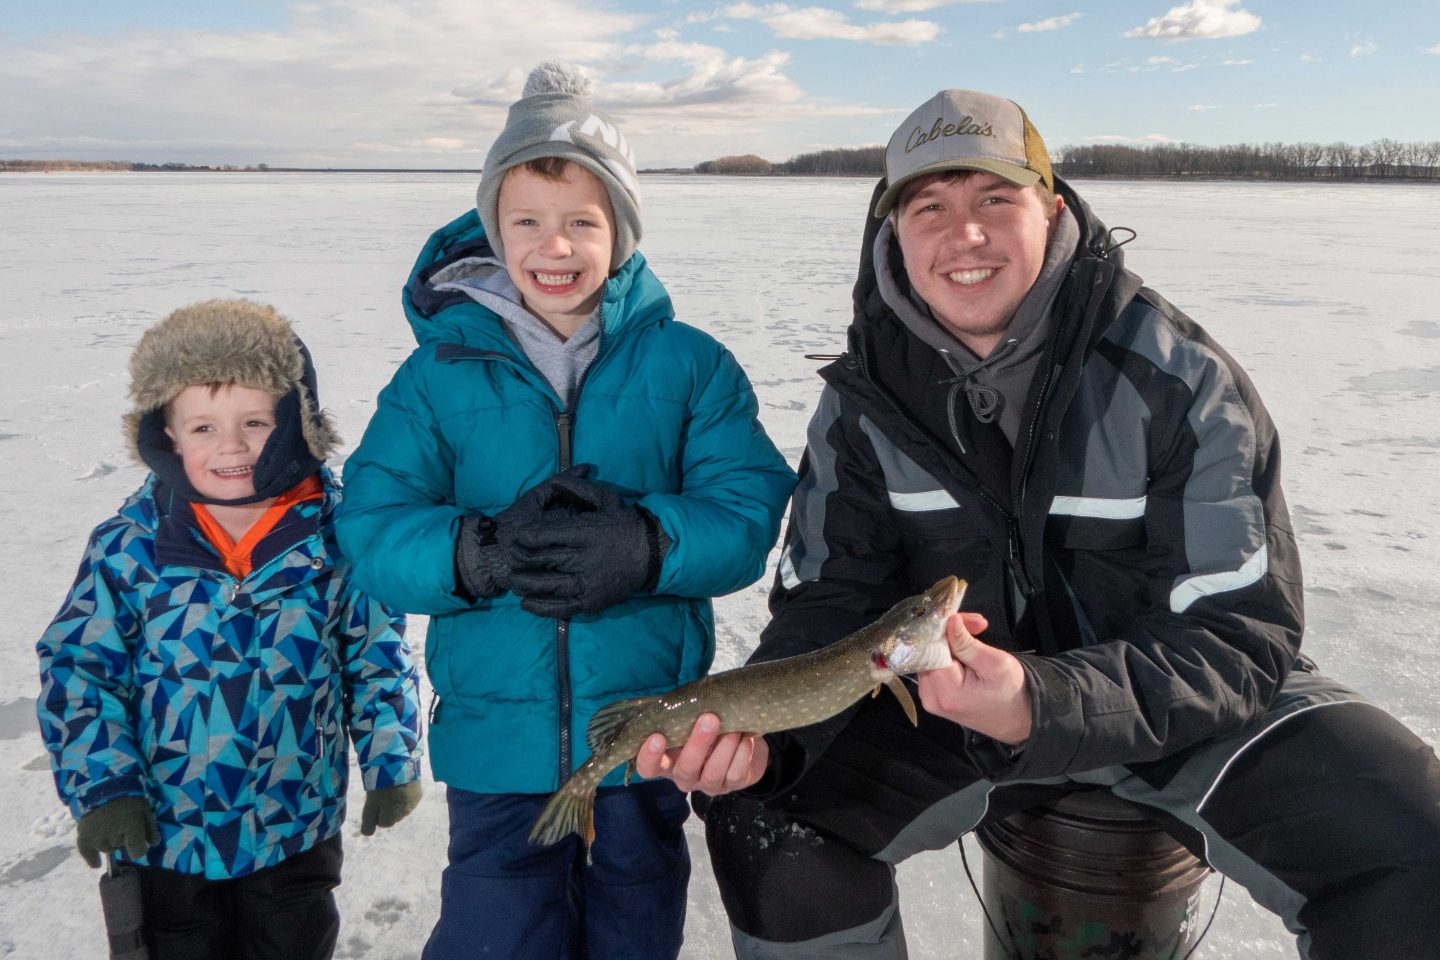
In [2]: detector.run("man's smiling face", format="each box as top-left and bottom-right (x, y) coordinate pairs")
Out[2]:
(894, 170), (1062, 358)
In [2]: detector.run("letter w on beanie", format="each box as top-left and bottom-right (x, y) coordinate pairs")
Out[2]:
(476, 62), (642, 273)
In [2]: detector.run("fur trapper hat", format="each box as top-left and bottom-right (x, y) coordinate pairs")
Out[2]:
(124, 299), (340, 505)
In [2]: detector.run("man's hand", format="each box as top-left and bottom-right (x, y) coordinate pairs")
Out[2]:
(916, 611), (1032, 746)
(632, 713), (769, 796)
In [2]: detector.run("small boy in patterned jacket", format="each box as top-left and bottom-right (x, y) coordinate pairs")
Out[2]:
(36, 299), (424, 960)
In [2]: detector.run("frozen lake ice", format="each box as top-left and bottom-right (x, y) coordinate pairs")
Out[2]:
(2, 172), (1438, 958)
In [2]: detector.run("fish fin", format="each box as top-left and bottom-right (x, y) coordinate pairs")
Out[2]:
(870, 686), (881, 699)
(623, 758), (637, 786)
(886, 676), (918, 726)
(587, 696), (652, 753)
(529, 776), (598, 850)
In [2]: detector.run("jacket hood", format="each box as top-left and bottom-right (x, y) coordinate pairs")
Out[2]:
(400, 209), (673, 351)
(122, 299), (341, 507)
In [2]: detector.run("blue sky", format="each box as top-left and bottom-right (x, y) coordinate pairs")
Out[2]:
(2, 0), (1437, 168)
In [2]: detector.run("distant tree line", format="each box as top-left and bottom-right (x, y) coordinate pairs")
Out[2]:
(695, 147), (885, 177)
(1, 160), (272, 173)
(693, 140), (1440, 181)
(1055, 140), (1440, 180)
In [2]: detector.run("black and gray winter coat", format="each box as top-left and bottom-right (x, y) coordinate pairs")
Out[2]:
(753, 177), (1305, 794)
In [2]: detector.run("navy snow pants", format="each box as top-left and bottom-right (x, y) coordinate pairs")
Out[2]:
(423, 780), (692, 960)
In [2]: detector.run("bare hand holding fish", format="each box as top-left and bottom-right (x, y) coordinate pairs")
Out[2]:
(529, 576), (967, 848)
(915, 609), (1032, 746)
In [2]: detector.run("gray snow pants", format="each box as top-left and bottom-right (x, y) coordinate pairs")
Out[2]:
(700, 667), (1440, 959)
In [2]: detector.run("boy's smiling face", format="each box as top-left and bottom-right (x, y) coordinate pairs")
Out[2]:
(497, 162), (615, 339)
(165, 383), (278, 501)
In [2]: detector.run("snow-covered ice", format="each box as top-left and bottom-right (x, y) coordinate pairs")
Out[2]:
(2, 172), (1437, 958)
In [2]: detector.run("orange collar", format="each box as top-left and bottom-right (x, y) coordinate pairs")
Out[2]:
(191, 474), (324, 580)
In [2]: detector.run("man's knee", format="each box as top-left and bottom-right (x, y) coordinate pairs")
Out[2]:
(701, 793), (896, 943)
(1202, 701), (1440, 956)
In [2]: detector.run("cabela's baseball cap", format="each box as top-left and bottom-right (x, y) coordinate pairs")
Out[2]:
(873, 88), (1053, 217)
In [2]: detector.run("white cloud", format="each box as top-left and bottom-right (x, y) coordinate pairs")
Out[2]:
(854, 0), (994, 10)
(1300, 52), (1320, 62)
(1124, 0), (1261, 41)
(1350, 38), (1378, 57)
(0, 0), (883, 167)
(722, 3), (940, 44)
(1426, 43), (1440, 55)
(1189, 103), (1221, 111)
(1221, 57), (1251, 65)
(992, 30), (1006, 40)
(1018, 13), (1082, 33)
(1070, 64), (1087, 73)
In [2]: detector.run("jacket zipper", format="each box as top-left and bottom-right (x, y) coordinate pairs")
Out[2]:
(550, 297), (608, 783)
(851, 349), (1035, 596)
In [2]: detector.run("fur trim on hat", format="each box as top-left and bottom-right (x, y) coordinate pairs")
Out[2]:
(122, 299), (340, 463)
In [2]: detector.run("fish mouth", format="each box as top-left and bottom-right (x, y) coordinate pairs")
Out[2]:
(874, 575), (967, 676)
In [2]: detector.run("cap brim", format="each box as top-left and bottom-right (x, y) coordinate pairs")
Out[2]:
(872, 158), (1042, 218)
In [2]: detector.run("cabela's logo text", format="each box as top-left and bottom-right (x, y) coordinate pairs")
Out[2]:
(905, 115), (994, 154)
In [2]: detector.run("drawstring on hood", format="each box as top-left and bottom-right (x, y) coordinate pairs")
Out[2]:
(938, 339), (1016, 452)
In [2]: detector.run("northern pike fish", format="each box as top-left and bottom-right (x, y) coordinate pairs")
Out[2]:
(529, 575), (967, 848)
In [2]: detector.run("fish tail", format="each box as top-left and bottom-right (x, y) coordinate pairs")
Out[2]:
(529, 776), (598, 848)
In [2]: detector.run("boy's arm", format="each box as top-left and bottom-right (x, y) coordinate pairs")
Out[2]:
(337, 579), (424, 791)
(637, 346), (796, 598)
(35, 532), (152, 819)
(337, 357), (471, 614)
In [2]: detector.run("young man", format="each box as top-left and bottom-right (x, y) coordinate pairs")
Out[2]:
(636, 88), (1440, 958)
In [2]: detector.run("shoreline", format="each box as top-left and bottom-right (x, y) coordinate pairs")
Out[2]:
(3, 164), (1437, 184)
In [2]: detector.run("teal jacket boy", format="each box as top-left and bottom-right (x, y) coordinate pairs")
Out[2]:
(336, 62), (793, 960)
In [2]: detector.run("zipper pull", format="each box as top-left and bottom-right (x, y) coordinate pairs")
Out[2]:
(1007, 521), (1035, 597)
(555, 410), (573, 470)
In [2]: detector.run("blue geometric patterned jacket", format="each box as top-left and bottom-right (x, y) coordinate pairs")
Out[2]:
(36, 470), (423, 879)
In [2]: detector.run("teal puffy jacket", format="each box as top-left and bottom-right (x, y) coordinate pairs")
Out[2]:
(337, 211), (795, 793)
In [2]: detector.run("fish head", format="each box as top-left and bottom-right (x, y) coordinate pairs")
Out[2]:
(867, 575), (967, 678)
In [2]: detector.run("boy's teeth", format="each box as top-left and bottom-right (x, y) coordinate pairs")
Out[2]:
(214, 467), (252, 477)
(947, 268), (994, 285)
(534, 272), (579, 286)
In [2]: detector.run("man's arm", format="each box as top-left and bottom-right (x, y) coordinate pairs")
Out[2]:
(979, 302), (1305, 780)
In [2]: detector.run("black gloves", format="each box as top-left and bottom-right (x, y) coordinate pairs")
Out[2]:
(510, 495), (668, 619)
(454, 465), (593, 601)
(76, 796), (159, 868)
(455, 465), (670, 618)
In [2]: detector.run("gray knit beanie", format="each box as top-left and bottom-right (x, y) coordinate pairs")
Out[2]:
(476, 62), (642, 273)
